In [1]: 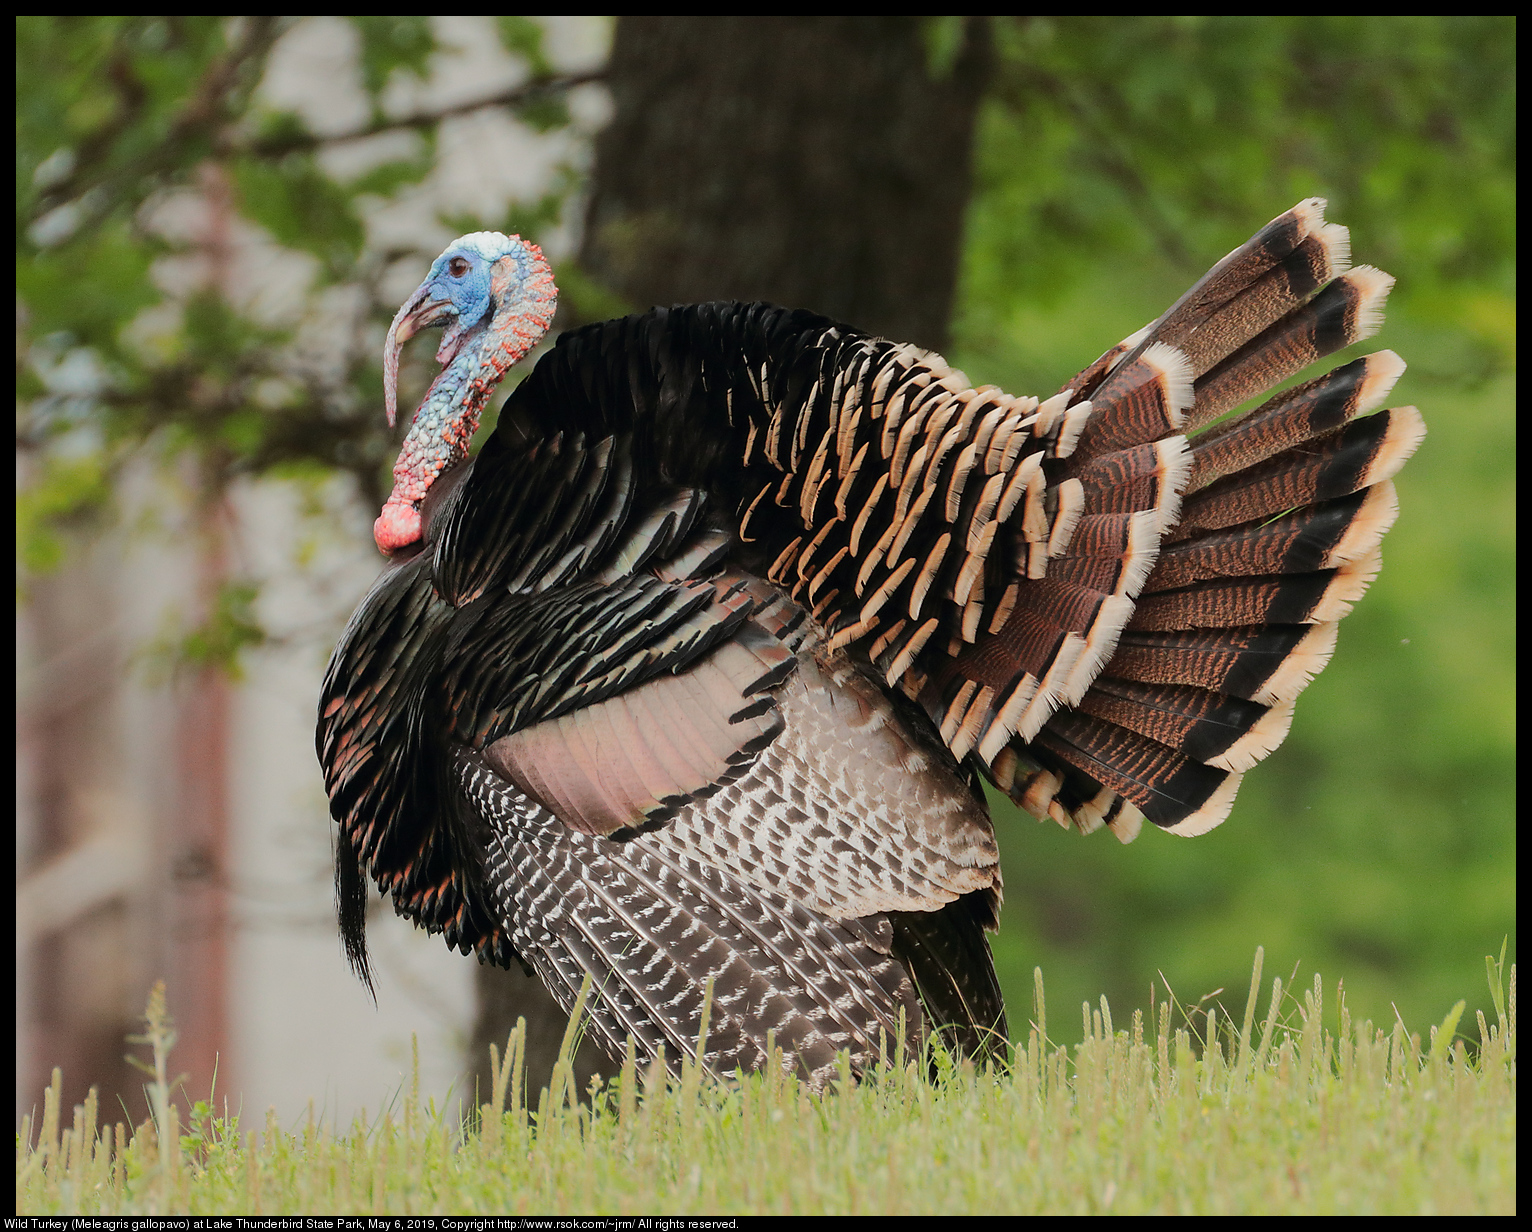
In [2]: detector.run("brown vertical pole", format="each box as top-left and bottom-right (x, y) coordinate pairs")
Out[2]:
(167, 501), (234, 1111)
(164, 161), (239, 1112)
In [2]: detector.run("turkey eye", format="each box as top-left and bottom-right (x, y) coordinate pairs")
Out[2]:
(448, 257), (470, 277)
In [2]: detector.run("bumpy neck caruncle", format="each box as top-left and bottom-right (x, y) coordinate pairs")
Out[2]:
(375, 237), (557, 555)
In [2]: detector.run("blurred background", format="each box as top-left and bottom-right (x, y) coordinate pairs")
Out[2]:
(16, 16), (1514, 1132)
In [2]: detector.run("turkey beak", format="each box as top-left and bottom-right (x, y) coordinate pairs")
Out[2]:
(383, 286), (455, 428)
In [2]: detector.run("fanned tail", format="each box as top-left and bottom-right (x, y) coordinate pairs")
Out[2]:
(997, 199), (1424, 837)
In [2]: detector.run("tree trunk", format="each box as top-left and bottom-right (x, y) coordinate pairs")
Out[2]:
(471, 13), (991, 1101)
(581, 15), (990, 351)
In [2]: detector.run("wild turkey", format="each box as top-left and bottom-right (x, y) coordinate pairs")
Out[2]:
(318, 200), (1423, 1087)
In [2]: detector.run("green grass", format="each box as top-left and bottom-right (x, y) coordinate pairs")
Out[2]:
(17, 949), (1515, 1215)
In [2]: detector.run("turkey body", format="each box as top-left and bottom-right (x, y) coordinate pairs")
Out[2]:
(318, 202), (1423, 1086)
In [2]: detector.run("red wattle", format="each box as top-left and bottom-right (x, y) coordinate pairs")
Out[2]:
(374, 500), (422, 555)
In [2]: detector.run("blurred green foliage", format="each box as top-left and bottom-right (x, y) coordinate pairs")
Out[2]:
(15, 17), (1514, 1045)
(951, 15), (1515, 1047)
